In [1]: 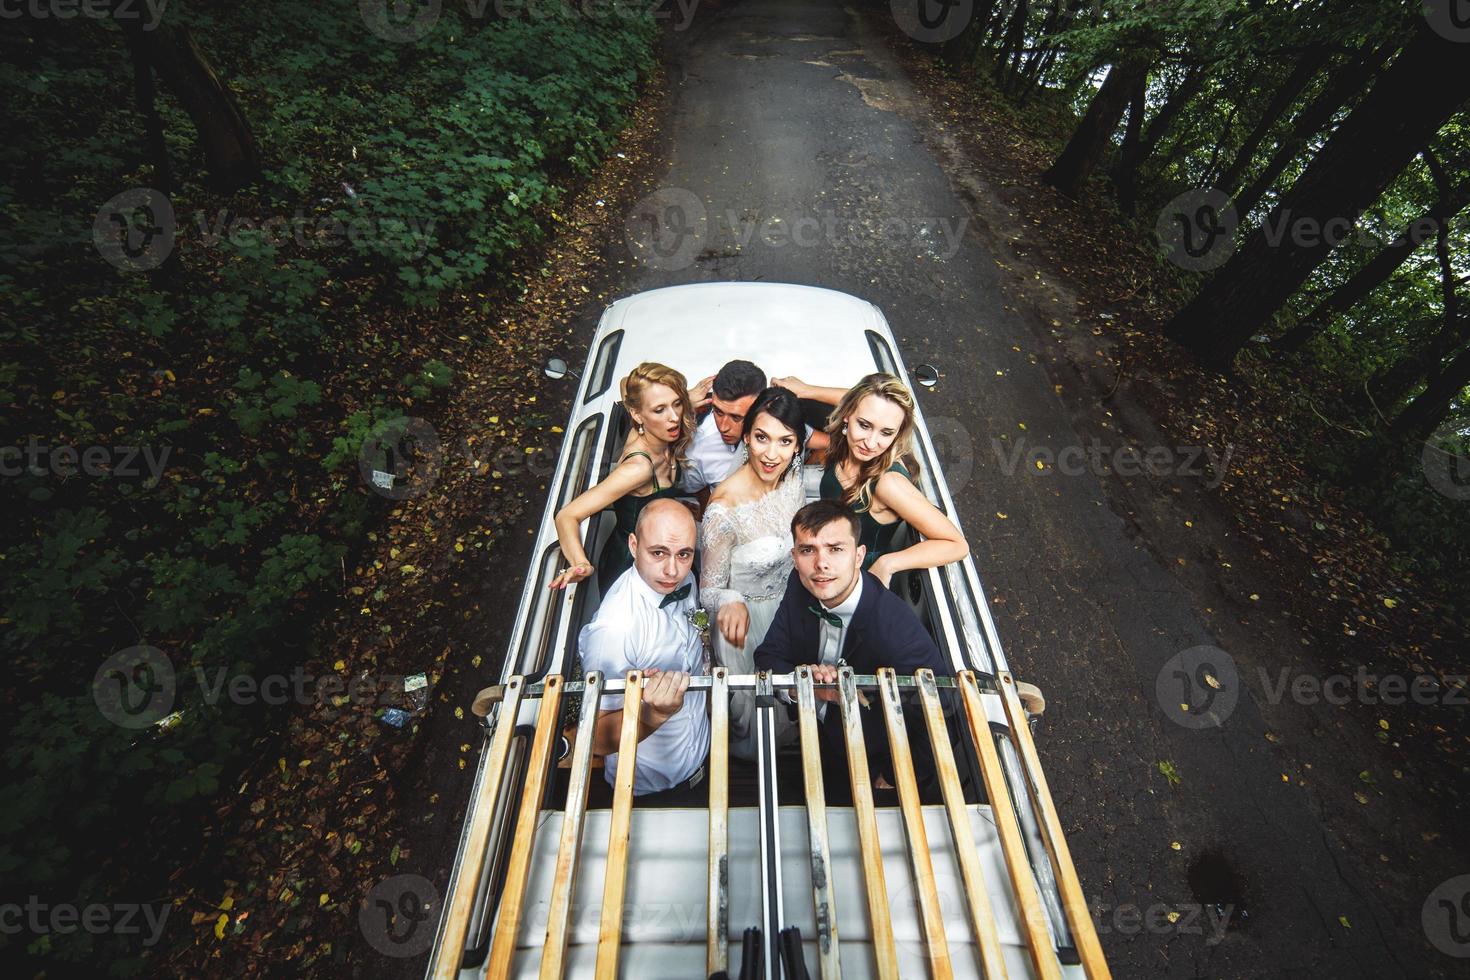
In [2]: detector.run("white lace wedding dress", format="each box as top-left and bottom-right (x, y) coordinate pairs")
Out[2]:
(700, 469), (806, 759)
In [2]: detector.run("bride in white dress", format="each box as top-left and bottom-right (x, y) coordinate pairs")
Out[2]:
(699, 386), (808, 760)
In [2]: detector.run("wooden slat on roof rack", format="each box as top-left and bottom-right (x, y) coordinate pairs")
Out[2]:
(488, 676), (565, 977)
(796, 667), (841, 980)
(878, 668), (953, 979)
(707, 667), (730, 978)
(998, 672), (1112, 980)
(839, 669), (899, 980)
(448, 670), (1110, 980)
(594, 671), (643, 979)
(430, 675), (525, 980)
(959, 670), (1061, 980)
(539, 672), (603, 980)
(916, 669), (1010, 979)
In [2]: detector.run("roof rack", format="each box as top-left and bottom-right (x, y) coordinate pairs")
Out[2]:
(430, 668), (1110, 980)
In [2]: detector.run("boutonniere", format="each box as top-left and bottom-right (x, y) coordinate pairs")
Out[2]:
(686, 607), (711, 641)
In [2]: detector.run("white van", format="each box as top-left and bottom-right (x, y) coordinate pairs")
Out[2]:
(424, 283), (1110, 980)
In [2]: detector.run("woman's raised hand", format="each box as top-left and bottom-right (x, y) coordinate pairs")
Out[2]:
(770, 375), (809, 399)
(689, 374), (716, 412)
(548, 559), (592, 590)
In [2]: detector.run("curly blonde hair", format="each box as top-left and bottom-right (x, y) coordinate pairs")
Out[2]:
(619, 362), (695, 462)
(823, 372), (920, 509)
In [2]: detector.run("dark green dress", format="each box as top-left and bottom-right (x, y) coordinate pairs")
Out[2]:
(820, 460), (909, 569)
(597, 450), (682, 592)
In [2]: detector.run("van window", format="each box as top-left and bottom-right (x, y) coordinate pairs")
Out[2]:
(865, 329), (898, 374)
(511, 545), (567, 677)
(583, 329), (624, 403)
(556, 414), (603, 510)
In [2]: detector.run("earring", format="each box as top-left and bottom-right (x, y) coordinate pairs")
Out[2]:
(637, 423), (645, 436)
(842, 423), (848, 435)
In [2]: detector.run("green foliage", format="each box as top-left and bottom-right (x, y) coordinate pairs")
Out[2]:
(5, 508), (123, 646)
(403, 359), (454, 400)
(0, 3), (656, 973)
(941, 0), (1469, 617)
(229, 368), (324, 436)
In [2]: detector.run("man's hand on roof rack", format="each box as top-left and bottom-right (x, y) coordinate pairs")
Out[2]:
(640, 668), (690, 730)
(802, 663), (842, 703)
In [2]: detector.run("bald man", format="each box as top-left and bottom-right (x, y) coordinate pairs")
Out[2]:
(578, 498), (710, 799)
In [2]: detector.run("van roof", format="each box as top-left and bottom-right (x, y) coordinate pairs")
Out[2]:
(595, 282), (889, 398)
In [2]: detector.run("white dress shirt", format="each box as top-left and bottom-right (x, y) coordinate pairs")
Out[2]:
(683, 412), (745, 493)
(578, 568), (709, 794)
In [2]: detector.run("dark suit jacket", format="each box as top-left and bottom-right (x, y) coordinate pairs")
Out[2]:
(754, 569), (955, 803)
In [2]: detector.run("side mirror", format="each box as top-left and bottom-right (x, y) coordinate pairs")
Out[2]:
(913, 363), (940, 389)
(543, 356), (581, 381)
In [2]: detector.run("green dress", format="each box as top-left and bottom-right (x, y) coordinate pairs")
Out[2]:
(597, 450), (682, 592)
(820, 460), (909, 570)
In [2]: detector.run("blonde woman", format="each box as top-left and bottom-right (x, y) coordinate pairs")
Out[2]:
(550, 362), (695, 592)
(774, 372), (967, 587)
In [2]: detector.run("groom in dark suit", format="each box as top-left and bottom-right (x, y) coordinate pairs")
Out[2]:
(755, 499), (955, 804)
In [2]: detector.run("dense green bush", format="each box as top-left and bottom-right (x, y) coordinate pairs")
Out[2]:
(1, 2), (655, 971)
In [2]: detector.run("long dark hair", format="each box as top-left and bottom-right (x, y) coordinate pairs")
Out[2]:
(742, 385), (806, 481)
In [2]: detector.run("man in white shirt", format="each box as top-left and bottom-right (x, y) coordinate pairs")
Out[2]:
(686, 360), (832, 497)
(579, 498), (710, 797)
(684, 359), (766, 494)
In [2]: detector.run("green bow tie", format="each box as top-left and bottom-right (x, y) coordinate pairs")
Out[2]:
(808, 604), (843, 627)
(660, 584), (691, 608)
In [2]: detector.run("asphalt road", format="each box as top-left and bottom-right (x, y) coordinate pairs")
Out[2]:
(588, 1), (1455, 977)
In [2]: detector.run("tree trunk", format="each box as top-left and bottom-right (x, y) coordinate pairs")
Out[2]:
(125, 20), (171, 195)
(1276, 162), (1470, 352)
(992, 0), (1029, 83)
(1111, 69), (1150, 212)
(1022, 45), (1061, 93)
(1019, 3), (1064, 76)
(1163, 24), (1468, 371)
(982, 0), (1016, 51)
(1200, 102), (1239, 188)
(1139, 63), (1205, 164)
(1374, 202), (1469, 407)
(1043, 53), (1152, 198)
(940, 1), (997, 65)
(1377, 315), (1470, 412)
(119, 20), (260, 193)
(1390, 340), (1470, 441)
(1231, 39), (1396, 219)
(1017, 3), (1075, 99)
(1217, 46), (1331, 197)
